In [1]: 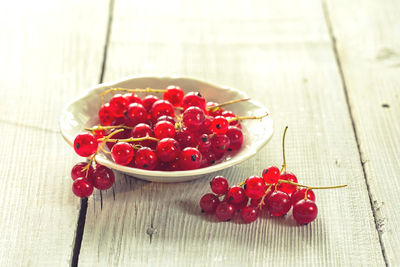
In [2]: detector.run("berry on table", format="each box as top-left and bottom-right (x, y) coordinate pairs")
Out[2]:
(240, 206), (259, 223)
(92, 165), (115, 190)
(71, 162), (94, 181)
(277, 173), (298, 195)
(200, 193), (220, 214)
(262, 166), (280, 184)
(210, 176), (229, 195)
(244, 176), (267, 200)
(293, 199), (318, 225)
(72, 177), (94, 198)
(267, 191), (291, 217)
(291, 188), (315, 206)
(226, 186), (246, 204)
(215, 202), (235, 221)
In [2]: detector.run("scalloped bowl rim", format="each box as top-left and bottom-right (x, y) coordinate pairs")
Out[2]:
(60, 75), (273, 182)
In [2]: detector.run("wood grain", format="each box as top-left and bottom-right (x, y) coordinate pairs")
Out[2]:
(324, 0), (400, 264)
(0, 0), (109, 265)
(79, 0), (385, 265)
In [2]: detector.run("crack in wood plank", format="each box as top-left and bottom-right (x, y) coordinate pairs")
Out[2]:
(321, 0), (388, 265)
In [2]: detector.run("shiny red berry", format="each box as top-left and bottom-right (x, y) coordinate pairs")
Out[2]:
(198, 134), (211, 152)
(111, 142), (135, 165)
(182, 92), (206, 111)
(157, 115), (175, 124)
(142, 95), (159, 111)
(293, 199), (318, 225)
(123, 93), (142, 105)
(226, 186), (246, 204)
(154, 121), (176, 139)
(211, 134), (230, 154)
(240, 206), (259, 223)
(109, 94), (129, 117)
(200, 193), (220, 214)
(134, 147), (158, 170)
(72, 177), (94, 198)
(267, 191), (291, 216)
(277, 173), (298, 195)
(206, 102), (224, 117)
(215, 202), (235, 221)
(291, 188), (316, 206)
(178, 147), (201, 170)
(98, 103), (115, 126)
(226, 126), (243, 151)
(210, 176), (229, 195)
(182, 106), (205, 128)
(156, 138), (180, 163)
(244, 176), (267, 199)
(74, 133), (98, 157)
(92, 165), (115, 190)
(126, 103), (147, 125)
(131, 123), (156, 149)
(163, 85), (184, 107)
(175, 127), (197, 148)
(71, 162), (94, 181)
(150, 100), (175, 122)
(211, 116), (229, 134)
(262, 166), (280, 184)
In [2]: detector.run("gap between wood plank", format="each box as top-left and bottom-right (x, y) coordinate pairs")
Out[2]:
(321, 0), (388, 265)
(70, 0), (115, 266)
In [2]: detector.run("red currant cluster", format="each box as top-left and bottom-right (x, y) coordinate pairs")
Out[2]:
(200, 127), (346, 225)
(69, 85), (267, 197)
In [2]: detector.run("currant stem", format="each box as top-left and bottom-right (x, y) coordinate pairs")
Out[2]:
(207, 98), (251, 111)
(85, 125), (134, 131)
(277, 179), (347, 190)
(101, 87), (166, 105)
(227, 113), (269, 123)
(258, 185), (273, 209)
(280, 126), (288, 173)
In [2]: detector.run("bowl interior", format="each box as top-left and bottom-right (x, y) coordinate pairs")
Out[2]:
(60, 76), (273, 182)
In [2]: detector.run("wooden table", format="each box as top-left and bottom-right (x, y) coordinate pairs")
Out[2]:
(1, 0), (398, 266)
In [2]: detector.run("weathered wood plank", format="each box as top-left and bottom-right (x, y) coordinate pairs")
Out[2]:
(324, 0), (400, 264)
(0, 0), (109, 265)
(79, 0), (385, 265)
(0, 0), (109, 131)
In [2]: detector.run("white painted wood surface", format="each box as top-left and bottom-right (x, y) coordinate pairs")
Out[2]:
(78, 0), (386, 266)
(0, 0), (109, 265)
(325, 0), (400, 265)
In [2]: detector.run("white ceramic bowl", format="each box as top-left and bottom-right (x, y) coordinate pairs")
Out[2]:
(60, 76), (273, 182)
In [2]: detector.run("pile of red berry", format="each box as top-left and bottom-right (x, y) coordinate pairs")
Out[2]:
(69, 85), (267, 198)
(200, 127), (346, 225)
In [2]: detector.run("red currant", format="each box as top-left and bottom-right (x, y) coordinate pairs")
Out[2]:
(72, 177), (94, 198)
(98, 103), (115, 126)
(200, 193), (220, 214)
(262, 166), (280, 184)
(92, 129), (105, 140)
(215, 202), (235, 221)
(71, 162), (94, 182)
(74, 133), (98, 157)
(163, 85), (184, 107)
(293, 199), (318, 225)
(291, 188), (315, 205)
(211, 134), (230, 154)
(92, 165), (115, 190)
(267, 191), (291, 216)
(240, 206), (259, 223)
(200, 150), (217, 167)
(244, 176), (267, 199)
(226, 186), (246, 204)
(226, 126), (243, 151)
(109, 94), (128, 117)
(142, 95), (159, 111)
(178, 147), (201, 170)
(199, 116), (214, 134)
(134, 147), (158, 170)
(206, 102), (224, 117)
(182, 106), (205, 128)
(156, 138), (180, 163)
(277, 173), (298, 195)
(210, 176), (229, 195)
(157, 115), (175, 124)
(211, 116), (229, 134)
(154, 121), (176, 139)
(105, 129), (131, 150)
(123, 93), (142, 105)
(126, 103), (147, 126)
(175, 127), (197, 148)
(198, 134), (211, 153)
(182, 92), (206, 111)
(150, 100), (174, 122)
(131, 123), (156, 149)
(111, 142), (135, 165)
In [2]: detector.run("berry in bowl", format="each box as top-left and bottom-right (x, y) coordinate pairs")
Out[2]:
(60, 76), (273, 194)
